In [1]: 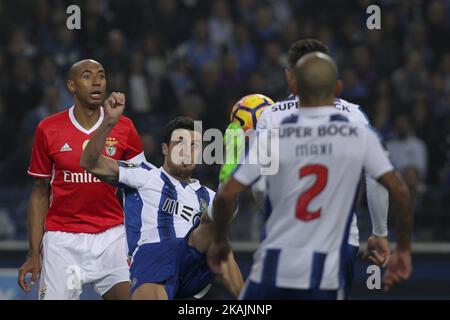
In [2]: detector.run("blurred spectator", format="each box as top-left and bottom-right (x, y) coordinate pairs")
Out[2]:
(168, 57), (194, 100)
(280, 20), (300, 51)
(21, 85), (60, 133)
(426, 0), (450, 55)
(150, 0), (189, 49)
(340, 69), (368, 105)
(412, 98), (431, 140)
(6, 28), (36, 59)
(252, 5), (278, 44)
(0, 97), (16, 162)
(3, 58), (41, 123)
(228, 24), (259, 74)
(247, 71), (267, 95)
(141, 132), (163, 167)
(178, 19), (219, 71)
(99, 29), (129, 74)
(259, 41), (286, 99)
(404, 23), (434, 65)
(428, 71), (449, 117)
(387, 114), (428, 181)
(50, 27), (83, 73)
(195, 63), (227, 128)
(235, 0), (256, 26)
(267, 0), (292, 29)
(317, 26), (337, 57)
(372, 96), (393, 140)
(391, 51), (429, 105)
(128, 51), (152, 114)
(439, 53), (450, 91)
(143, 33), (167, 84)
(351, 45), (376, 88)
(178, 94), (206, 121)
(35, 55), (73, 108)
(80, 0), (111, 54)
(220, 54), (246, 97)
(208, 0), (234, 48)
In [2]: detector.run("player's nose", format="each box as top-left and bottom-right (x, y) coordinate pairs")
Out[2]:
(92, 75), (101, 86)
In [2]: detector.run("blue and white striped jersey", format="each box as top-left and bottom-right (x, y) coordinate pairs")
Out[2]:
(118, 162), (215, 258)
(255, 95), (370, 247)
(235, 106), (393, 290)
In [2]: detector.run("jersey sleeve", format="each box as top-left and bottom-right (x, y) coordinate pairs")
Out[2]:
(355, 107), (370, 125)
(232, 134), (263, 187)
(206, 188), (216, 221)
(366, 174), (389, 237)
(363, 127), (394, 179)
(123, 120), (144, 161)
(118, 161), (153, 189)
(28, 122), (52, 178)
(256, 108), (269, 130)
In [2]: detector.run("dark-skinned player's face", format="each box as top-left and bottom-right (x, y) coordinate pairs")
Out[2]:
(68, 62), (106, 108)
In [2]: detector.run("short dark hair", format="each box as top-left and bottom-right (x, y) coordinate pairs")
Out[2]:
(163, 116), (196, 145)
(287, 39), (329, 69)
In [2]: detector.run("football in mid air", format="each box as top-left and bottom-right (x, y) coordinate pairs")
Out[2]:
(230, 94), (274, 131)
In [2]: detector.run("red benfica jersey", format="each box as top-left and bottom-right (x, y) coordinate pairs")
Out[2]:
(28, 106), (144, 233)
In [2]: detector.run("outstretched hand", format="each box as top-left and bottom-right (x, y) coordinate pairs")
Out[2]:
(104, 92), (125, 125)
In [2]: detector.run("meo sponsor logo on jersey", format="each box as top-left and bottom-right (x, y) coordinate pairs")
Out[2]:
(162, 198), (202, 225)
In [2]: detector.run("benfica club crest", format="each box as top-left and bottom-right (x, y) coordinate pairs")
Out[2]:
(105, 137), (118, 156)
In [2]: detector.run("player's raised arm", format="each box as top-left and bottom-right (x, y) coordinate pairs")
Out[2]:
(80, 92), (124, 184)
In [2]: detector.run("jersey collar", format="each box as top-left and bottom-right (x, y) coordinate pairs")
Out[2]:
(159, 167), (202, 191)
(68, 105), (104, 135)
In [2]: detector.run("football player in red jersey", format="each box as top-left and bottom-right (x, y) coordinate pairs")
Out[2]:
(17, 59), (145, 300)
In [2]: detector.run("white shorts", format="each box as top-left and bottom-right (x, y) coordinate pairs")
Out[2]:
(39, 225), (129, 300)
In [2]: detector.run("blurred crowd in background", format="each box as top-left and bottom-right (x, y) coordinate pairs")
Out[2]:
(0, 0), (449, 241)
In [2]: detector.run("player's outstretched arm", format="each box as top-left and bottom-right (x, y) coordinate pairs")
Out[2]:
(80, 92), (124, 185)
(18, 178), (49, 292)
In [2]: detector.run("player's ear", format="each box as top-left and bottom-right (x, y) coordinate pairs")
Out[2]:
(162, 143), (168, 156)
(335, 79), (343, 97)
(67, 80), (75, 94)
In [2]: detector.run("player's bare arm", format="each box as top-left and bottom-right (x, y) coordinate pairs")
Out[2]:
(377, 170), (413, 252)
(208, 177), (246, 273)
(18, 178), (50, 292)
(80, 92), (125, 185)
(377, 170), (413, 290)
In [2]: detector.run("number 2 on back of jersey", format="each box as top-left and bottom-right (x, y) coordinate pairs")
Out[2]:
(295, 164), (328, 221)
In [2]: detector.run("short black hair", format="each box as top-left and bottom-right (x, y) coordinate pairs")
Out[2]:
(163, 116), (196, 145)
(287, 39), (329, 69)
